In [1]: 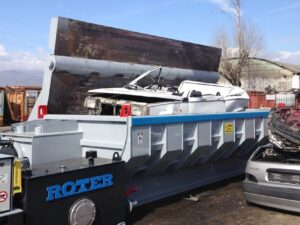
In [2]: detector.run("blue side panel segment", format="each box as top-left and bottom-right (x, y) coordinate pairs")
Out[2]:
(132, 111), (269, 126)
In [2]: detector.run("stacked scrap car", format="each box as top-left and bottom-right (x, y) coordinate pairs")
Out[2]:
(244, 108), (300, 212)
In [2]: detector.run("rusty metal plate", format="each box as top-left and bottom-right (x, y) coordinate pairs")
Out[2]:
(53, 17), (221, 72)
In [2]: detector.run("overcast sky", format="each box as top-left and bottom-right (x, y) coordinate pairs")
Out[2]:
(1, 0), (300, 84)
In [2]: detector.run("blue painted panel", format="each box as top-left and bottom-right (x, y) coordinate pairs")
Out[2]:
(132, 111), (269, 127)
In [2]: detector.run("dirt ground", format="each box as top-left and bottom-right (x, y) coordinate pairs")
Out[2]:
(128, 180), (300, 225)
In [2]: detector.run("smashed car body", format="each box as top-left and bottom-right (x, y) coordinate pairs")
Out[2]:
(84, 67), (249, 116)
(243, 108), (300, 212)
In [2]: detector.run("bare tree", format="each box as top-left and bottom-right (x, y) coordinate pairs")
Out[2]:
(214, 0), (264, 86)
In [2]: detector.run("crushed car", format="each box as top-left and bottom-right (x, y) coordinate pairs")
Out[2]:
(243, 108), (300, 212)
(84, 67), (249, 116)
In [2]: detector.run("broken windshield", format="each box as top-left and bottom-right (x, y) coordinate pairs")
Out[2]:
(125, 66), (163, 89)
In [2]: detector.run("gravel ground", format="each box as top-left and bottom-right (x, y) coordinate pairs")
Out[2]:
(128, 180), (300, 225)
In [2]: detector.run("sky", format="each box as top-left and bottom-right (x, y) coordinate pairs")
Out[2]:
(1, 0), (300, 84)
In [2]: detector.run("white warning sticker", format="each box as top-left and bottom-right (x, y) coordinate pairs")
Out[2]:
(137, 132), (144, 144)
(0, 174), (8, 184)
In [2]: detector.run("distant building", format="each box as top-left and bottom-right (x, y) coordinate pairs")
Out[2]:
(218, 58), (300, 91)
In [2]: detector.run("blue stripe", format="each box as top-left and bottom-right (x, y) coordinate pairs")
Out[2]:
(132, 111), (269, 126)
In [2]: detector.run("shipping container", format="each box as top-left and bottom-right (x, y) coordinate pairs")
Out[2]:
(5, 86), (41, 122)
(0, 88), (5, 126)
(247, 91), (276, 109)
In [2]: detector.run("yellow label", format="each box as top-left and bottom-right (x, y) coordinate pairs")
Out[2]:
(224, 123), (233, 134)
(13, 160), (22, 195)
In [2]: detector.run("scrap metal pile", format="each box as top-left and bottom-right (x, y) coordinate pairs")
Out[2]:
(84, 67), (249, 116)
(269, 108), (300, 152)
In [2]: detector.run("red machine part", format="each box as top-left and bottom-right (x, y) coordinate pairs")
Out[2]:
(120, 104), (132, 117)
(37, 105), (48, 119)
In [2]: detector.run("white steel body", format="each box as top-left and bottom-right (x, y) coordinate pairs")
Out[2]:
(244, 148), (300, 212)
(2, 111), (268, 179)
(88, 80), (249, 115)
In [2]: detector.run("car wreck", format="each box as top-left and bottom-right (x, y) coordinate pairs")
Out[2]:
(84, 67), (249, 116)
(243, 108), (300, 213)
